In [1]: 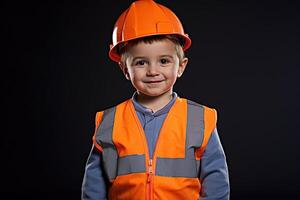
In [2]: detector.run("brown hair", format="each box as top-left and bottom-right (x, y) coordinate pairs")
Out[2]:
(118, 34), (186, 64)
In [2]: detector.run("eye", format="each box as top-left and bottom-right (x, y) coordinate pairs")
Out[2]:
(135, 60), (146, 66)
(160, 58), (170, 64)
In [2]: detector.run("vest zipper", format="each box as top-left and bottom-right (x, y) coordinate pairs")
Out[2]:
(147, 159), (153, 182)
(129, 99), (178, 200)
(147, 99), (178, 200)
(147, 159), (153, 200)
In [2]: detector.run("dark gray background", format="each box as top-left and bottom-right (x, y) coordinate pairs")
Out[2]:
(3, 0), (300, 199)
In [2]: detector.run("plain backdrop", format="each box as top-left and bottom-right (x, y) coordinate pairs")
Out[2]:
(2, 0), (300, 199)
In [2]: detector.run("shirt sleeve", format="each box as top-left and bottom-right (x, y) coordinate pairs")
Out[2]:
(81, 145), (108, 200)
(199, 128), (230, 200)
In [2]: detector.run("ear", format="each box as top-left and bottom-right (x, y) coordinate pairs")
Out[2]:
(177, 57), (188, 78)
(119, 62), (131, 80)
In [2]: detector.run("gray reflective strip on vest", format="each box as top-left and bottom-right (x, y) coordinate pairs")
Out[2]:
(156, 100), (204, 178)
(187, 100), (205, 173)
(117, 154), (146, 176)
(156, 158), (200, 178)
(186, 100), (204, 158)
(95, 107), (118, 180)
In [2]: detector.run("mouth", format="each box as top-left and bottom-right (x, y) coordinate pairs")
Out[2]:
(145, 80), (164, 84)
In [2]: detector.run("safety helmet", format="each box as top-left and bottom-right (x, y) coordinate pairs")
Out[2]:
(109, 0), (192, 62)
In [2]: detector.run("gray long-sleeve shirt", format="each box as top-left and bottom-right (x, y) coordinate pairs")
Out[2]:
(82, 92), (230, 199)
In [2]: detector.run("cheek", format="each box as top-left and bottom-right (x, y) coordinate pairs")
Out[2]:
(128, 70), (142, 82)
(167, 70), (179, 79)
(127, 68), (137, 79)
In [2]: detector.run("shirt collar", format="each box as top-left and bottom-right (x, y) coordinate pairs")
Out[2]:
(131, 91), (178, 117)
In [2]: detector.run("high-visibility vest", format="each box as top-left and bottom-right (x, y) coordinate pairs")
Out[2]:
(93, 97), (217, 200)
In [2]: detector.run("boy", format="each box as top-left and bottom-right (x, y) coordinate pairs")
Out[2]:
(82, 0), (229, 199)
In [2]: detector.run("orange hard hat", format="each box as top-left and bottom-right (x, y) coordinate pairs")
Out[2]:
(109, 0), (192, 62)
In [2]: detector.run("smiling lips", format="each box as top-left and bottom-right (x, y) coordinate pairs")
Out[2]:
(145, 80), (164, 83)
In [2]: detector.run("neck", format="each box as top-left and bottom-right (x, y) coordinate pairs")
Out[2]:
(136, 90), (173, 113)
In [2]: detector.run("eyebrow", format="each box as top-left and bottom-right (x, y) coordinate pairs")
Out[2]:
(132, 57), (147, 63)
(132, 55), (174, 62)
(159, 55), (173, 59)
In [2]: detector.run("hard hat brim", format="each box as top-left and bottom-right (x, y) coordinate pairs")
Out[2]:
(109, 33), (191, 63)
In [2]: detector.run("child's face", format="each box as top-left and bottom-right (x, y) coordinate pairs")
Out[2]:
(120, 39), (188, 98)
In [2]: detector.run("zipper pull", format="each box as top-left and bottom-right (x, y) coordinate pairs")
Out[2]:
(147, 159), (153, 183)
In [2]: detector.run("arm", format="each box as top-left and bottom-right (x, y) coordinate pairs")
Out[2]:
(81, 145), (108, 200)
(199, 128), (230, 200)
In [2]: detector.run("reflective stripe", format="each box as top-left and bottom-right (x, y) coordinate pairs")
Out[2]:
(187, 100), (204, 174)
(95, 107), (118, 180)
(155, 100), (204, 177)
(186, 100), (205, 159)
(117, 154), (146, 176)
(156, 158), (200, 178)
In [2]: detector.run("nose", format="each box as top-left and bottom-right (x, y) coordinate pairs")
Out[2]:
(146, 63), (159, 76)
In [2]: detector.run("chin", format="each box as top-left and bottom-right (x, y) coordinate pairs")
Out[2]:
(140, 92), (160, 97)
(140, 90), (171, 98)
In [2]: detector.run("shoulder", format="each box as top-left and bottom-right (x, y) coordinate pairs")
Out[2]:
(185, 98), (217, 113)
(183, 98), (218, 123)
(94, 98), (131, 126)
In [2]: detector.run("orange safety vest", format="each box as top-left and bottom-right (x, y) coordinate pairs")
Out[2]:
(93, 97), (217, 200)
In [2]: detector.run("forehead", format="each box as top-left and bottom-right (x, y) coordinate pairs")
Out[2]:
(127, 39), (177, 58)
